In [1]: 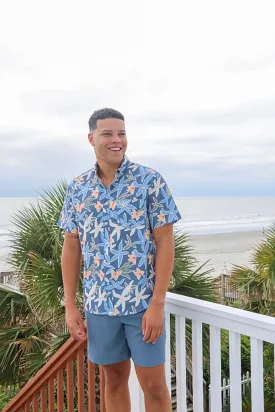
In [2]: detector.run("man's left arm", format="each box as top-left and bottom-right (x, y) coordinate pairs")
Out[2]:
(142, 223), (175, 344)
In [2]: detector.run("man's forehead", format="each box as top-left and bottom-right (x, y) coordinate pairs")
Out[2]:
(97, 118), (125, 130)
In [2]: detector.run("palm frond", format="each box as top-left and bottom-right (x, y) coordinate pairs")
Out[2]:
(0, 285), (30, 327)
(22, 251), (64, 324)
(0, 325), (47, 386)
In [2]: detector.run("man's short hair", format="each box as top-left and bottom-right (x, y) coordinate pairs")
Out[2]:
(88, 108), (124, 131)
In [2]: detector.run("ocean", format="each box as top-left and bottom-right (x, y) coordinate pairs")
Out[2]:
(1, 196), (275, 273)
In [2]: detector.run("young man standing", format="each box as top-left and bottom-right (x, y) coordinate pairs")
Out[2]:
(58, 108), (181, 412)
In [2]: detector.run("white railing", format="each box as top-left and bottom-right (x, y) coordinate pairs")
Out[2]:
(209, 372), (251, 410)
(129, 292), (275, 412)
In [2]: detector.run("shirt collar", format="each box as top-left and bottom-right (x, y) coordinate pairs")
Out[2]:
(94, 155), (130, 179)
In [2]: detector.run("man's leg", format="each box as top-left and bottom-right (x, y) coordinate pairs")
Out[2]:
(123, 311), (171, 412)
(102, 359), (131, 412)
(135, 364), (171, 412)
(85, 312), (131, 412)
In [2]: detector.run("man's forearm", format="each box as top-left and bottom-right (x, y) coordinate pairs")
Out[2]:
(151, 231), (175, 306)
(61, 234), (82, 307)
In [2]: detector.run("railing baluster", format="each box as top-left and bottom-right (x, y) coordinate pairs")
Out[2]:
(48, 377), (55, 412)
(88, 361), (96, 412)
(176, 315), (187, 412)
(32, 392), (39, 412)
(251, 338), (264, 412)
(229, 331), (242, 412)
(67, 358), (74, 412)
(24, 400), (30, 411)
(192, 320), (204, 412)
(77, 348), (85, 412)
(40, 386), (47, 411)
(210, 325), (222, 412)
(100, 366), (107, 412)
(165, 312), (171, 396)
(57, 369), (64, 412)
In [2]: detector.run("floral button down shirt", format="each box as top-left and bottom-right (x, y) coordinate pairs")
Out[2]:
(58, 156), (181, 316)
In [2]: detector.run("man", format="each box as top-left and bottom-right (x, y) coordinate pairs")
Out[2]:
(58, 108), (181, 412)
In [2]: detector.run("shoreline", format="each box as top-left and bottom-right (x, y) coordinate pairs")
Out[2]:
(0, 229), (265, 276)
(189, 229), (263, 277)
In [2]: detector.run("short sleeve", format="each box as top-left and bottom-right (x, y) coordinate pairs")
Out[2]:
(57, 182), (79, 234)
(148, 172), (182, 230)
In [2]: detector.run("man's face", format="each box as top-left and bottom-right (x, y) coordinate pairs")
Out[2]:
(88, 118), (127, 165)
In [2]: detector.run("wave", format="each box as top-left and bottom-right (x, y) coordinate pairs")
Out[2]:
(176, 214), (275, 235)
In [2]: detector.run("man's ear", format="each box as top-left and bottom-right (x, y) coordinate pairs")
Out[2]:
(88, 132), (95, 146)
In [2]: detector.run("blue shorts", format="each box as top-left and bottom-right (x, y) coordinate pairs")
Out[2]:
(85, 310), (166, 367)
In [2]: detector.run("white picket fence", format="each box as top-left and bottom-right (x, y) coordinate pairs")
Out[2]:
(209, 371), (251, 409)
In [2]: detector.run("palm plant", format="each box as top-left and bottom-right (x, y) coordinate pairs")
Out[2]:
(230, 223), (275, 314)
(0, 182), (215, 389)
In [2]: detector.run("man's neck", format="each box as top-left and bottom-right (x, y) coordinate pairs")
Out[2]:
(96, 158), (122, 183)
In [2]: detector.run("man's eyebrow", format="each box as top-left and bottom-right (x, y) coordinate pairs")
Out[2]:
(100, 129), (126, 133)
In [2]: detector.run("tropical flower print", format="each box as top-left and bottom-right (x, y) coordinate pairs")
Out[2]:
(98, 270), (105, 281)
(92, 188), (99, 198)
(127, 183), (135, 194)
(95, 201), (103, 212)
(58, 156), (181, 316)
(109, 200), (117, 210)
(157, 210), (166, 223)
(134, 268), (144, 280)
(94, 254), (100, 267)
(128, 251), (137, 264)
(111, 270), (122, 281)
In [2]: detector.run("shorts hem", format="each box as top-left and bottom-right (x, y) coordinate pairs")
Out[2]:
(87, 353), (131, 366)
(132, 358), (166, 368)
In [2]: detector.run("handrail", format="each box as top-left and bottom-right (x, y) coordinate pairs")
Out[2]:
(3, 335), (104, 412)
(165, 292), (275, 344)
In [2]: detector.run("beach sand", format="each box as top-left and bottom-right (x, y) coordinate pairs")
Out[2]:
(189, 229), (264, 277)
(0, 229), (265, 276)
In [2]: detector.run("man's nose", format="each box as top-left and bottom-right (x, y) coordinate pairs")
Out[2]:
(111, 134), (122, 143)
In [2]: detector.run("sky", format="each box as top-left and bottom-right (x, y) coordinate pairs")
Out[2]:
(0, 0), (275, 197)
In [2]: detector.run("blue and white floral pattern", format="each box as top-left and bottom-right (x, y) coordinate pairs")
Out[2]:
(58, 157), (181, 316)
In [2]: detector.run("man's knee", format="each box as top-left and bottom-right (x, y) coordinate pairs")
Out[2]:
(143, 379), (168, 402)
(103, 360), (131, 392)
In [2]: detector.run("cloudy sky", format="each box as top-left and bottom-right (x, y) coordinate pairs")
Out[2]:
(0, 0), (275, 197)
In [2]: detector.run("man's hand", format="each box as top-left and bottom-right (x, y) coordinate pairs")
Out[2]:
(142, 302), (164, 344)
(65, 304), (86, 341)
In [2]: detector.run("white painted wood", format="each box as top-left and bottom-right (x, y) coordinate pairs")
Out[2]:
(251, 338), (264, 412)
(165, 292), (275, 344)
(229, 331), (242, 412)
(165, 311), (171, 396)
(192, 320), (204, 412)
(176, 316), (187, 412)
(210, 325), (222, 412)
(158, 293), (274, 412)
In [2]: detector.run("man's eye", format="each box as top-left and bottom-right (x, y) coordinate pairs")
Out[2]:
(103, 133), (111, 136)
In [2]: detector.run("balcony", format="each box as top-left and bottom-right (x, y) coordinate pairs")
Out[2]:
(3, 292), (275, 412)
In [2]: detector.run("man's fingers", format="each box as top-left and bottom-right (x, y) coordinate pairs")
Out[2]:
(69, 324), (80, 340)
(68, 320), (86, 341)
(152, 327), (163, 344)
(78, 318), (86, 337)
(147, 332), (156, 344)
(145, 326), (158, 343)
(143, 323), (151, 342)
(142, 315), (146, 336)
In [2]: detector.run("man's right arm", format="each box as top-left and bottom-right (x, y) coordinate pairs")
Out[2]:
(61, 232), (86, 340)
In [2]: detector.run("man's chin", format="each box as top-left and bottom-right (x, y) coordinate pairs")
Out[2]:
(107, 152), (125, 163)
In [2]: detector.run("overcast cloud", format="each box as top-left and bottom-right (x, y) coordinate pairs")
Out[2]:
(0, 0), (275, 196)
